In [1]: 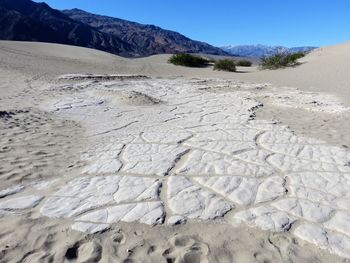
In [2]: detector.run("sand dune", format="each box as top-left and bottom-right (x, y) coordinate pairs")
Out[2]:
(0, 40), (350, 262)
(3, 40), (350, 95)
(241, 42), (350, 105)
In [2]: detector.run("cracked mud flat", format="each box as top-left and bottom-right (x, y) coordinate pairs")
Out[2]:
(1, 74), (350, 262)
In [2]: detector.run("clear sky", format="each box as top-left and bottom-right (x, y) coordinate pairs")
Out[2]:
(33, 0), (350, 47)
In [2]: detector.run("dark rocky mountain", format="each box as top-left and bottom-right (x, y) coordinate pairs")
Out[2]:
(62, 9), (227, 57)
(221, 44), (317, 58)
(0, 0), (227, 57)
(0, 0), (134, 56)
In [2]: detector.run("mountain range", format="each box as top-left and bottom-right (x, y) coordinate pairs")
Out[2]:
(221, 45), (317, 57)
(62, 9), (227, 57)
(0, 0), (318, 58)
(0, 0), (227, 57)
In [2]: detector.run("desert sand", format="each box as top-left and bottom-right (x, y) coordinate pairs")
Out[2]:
(0, 41), (349, 263)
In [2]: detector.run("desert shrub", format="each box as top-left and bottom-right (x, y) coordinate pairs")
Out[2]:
(260, 52), (305, 69)
(236, 59), (252, 67)
(213, 59), (236, 72)
(288, 52), (306, 61)
(168, 53), (210, 67)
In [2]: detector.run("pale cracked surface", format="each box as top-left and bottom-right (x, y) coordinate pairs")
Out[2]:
(2, 76), (349, 258)
(40, 176), (162, 218)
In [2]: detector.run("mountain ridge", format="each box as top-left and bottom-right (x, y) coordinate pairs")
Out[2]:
(0, 0), (134, 56)
(221, 44), (317, 57)
(0, 0), (227, 57)
(62, 8), (227, 57)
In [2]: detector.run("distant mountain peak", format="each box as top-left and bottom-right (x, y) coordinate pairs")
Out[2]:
(221, 45), (317, 57)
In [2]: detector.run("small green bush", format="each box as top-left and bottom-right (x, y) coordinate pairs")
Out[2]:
(260, 52), (305, 69)
(288, 52), (306, 61)
(168, 53), (210, 67)
(236, 59), (252, 67)
(213, 59), (236, 72)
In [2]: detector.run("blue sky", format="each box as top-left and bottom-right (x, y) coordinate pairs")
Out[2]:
(34, 0), (350, 47)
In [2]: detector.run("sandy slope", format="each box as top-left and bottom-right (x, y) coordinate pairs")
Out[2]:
(2, 40), (349, 98)
(239, 42), (350, 105)
(0, 41), (350, 263)
(239, 42), (350, 148)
